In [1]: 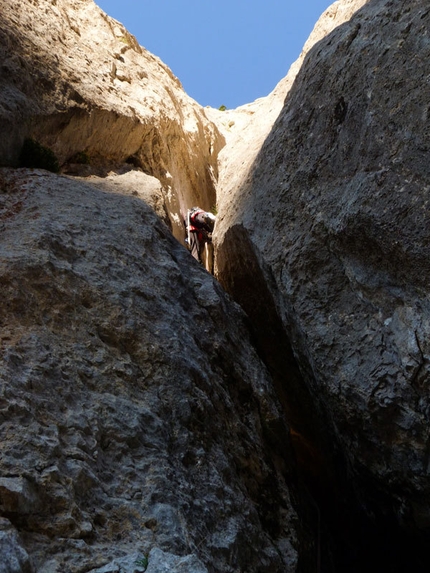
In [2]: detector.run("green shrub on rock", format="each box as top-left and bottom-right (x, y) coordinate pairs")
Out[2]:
(69, 150), (90, 165)
(19, 138), (60, 173)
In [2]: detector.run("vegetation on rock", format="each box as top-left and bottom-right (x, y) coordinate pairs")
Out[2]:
(19, 138), (60, 173)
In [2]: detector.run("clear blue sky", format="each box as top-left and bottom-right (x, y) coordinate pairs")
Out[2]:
(95, 0), (332, 109)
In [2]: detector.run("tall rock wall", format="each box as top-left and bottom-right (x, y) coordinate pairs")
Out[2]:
(0, 0), (224, 239)
(215, 0), (430, 569)
(207, 0), (368, 215)
(0, 1), (318, 571)
(0, 167), (306, 573)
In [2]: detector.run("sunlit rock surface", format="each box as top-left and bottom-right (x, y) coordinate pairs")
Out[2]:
(207, 0), (367, 215)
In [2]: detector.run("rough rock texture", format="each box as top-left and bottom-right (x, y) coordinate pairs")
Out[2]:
(0, 168), (304, 573)
(206, 0), (368, 208)
(215, 0), (430, 569)
(0, 0), (224, 240)
(4, 0), (430, 570)
(73, 169), (170, 226)
(0, 518), (33, 573)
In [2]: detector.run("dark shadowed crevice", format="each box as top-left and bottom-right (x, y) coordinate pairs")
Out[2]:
(216, 225), (336, 485)
(215, 225), (343, 570)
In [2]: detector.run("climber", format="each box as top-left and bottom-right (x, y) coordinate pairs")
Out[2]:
(185, 206), (216, 264)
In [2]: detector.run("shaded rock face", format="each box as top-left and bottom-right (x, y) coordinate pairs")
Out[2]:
(0, 0), (223, 239)
(215, 0), (430, 569)
(0, 168), (304, 572)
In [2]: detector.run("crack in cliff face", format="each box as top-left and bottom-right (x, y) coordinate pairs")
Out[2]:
(208, 1), (430, 570)
(214, 224), (349, 569)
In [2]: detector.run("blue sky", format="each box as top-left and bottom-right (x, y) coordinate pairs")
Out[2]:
(96, 0), (332, 109)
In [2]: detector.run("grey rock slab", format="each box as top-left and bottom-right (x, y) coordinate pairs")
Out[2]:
(89, 552), (146, 573)
(145, 547), (208, 573)
(0, 519), (34, 573)
(0, 168), (300, 572)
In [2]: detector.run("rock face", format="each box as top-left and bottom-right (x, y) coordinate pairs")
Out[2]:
(207, 0), (368, 213)
(0, 168), (303, 572)
(0, 0), (224, 240)
(3, 0), (430, 570)
(0, 518), (33, 573)
(215, 0), (430, 569)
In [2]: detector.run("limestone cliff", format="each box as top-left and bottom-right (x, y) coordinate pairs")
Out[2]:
(215, 0), (430, 570)
(206, 0), (368, 210)
(0, 0), (223, 240)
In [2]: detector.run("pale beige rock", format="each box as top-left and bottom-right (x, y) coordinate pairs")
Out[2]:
(73, 169), (170, 225)
(209, 0), (368, 229)
(0, 0), (224, 241)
